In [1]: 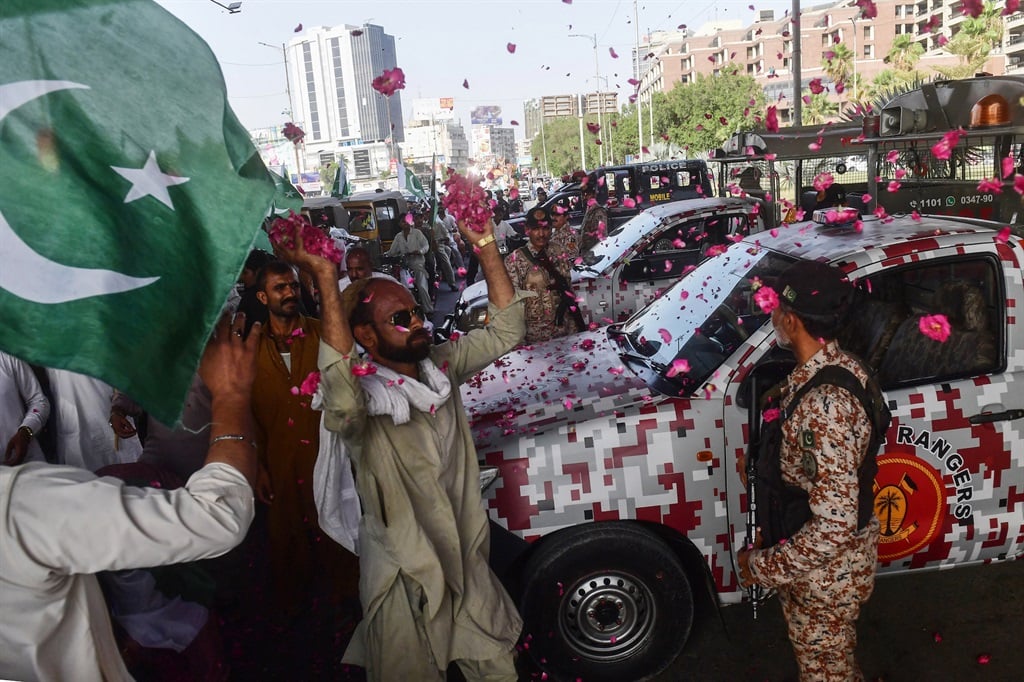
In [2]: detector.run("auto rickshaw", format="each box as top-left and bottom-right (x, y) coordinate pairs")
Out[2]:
(339, 189), (409, 266)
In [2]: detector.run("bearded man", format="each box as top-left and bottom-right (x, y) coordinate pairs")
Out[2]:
(277, 215), (525, 681)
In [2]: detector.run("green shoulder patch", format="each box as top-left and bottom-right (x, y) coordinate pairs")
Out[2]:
(801, 451), (818, 480)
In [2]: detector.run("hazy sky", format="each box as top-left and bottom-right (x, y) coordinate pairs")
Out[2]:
(156, 0), (791, 137)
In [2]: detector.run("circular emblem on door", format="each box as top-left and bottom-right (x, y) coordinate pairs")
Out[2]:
(873, 455), (945, 562)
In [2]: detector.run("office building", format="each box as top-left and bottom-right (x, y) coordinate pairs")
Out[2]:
(285, 23), (404, 173)
(523, 93), (618, 139)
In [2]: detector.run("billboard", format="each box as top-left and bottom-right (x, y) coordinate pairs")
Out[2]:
(412, 97), (455, 121)
(470, 105), (502, 125)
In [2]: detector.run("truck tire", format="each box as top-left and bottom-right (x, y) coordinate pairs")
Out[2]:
(518, 522), (694, 681)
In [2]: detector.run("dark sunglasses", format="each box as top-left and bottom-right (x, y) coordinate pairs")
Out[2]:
(388, 306), (426, 328)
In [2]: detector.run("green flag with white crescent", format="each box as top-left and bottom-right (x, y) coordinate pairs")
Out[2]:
(0, 0), (278, 424)
(398, 162), (426, 201)
(330, 161), (351, 199)
(270, 168), (303, 216)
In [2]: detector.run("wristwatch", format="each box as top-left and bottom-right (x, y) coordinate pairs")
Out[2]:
(475, 234), (496, 249)
(18, 425), (33, 439)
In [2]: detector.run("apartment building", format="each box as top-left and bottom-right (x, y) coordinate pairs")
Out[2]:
(635, 0), (1008, 123)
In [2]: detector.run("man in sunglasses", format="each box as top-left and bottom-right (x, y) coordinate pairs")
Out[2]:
(277, 214), (526, 682)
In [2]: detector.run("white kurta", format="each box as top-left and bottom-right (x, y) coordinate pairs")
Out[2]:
(0, 351), (49, 463)
(0, 462), (254, 682)
(45, 368), (141, 470)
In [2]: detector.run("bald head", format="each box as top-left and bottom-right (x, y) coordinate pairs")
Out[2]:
(346, 247), (373, 281)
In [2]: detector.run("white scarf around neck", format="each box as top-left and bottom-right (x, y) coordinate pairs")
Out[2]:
(310, 357), (451, 555)
(359, 358), (452, 424)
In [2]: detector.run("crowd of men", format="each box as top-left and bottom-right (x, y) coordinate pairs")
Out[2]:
(1, 183), (884, 682)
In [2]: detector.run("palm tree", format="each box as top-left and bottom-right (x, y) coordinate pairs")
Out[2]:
(935, 2), (1005, 79)
(802, 92), (839, 125)
(823, 43), (855, 88)
(823, 43), (855, 112)
(885, 34), (925, 73)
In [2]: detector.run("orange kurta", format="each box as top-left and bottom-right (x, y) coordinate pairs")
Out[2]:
(251, 316), (358, 618)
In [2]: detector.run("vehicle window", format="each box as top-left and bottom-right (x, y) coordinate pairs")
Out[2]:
(348, 208), (374, 232)
(703, 214), (752, 244)
(849, 256), (1003, 387)
(612, 249), (799, 396)
(580, 211), (659, 268)
(644, 219), (703, 255)
(376, 202), (402, 242)
(604, 172), (616, 193)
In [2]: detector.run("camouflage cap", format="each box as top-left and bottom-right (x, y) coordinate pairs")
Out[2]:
(525, 205), (551, 229)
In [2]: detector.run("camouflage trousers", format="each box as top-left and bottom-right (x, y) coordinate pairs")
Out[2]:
(778, 522), (880, 682)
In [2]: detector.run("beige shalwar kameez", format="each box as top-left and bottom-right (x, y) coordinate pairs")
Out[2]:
(318, 295), (527, 681)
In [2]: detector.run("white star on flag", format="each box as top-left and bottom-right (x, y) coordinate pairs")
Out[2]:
(111, 150), (189, 209)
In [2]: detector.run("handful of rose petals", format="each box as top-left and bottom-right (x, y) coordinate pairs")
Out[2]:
(268, 211), (343, 264)
(441, 169), (493, 233)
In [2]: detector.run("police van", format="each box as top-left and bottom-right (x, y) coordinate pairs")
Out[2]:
(507, 159), (715, 233)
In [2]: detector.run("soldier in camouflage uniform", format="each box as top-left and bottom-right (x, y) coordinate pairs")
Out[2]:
(739, 261), (881, 682)
(579, 184), (609, 254)
(505, 206), (582, 345)
(547, 199), (579, 263)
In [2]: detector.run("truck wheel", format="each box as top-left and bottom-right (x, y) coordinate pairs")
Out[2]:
(518, 522), (694, 681)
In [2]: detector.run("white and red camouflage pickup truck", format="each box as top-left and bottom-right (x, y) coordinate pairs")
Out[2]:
(463, 214), (1024, 681)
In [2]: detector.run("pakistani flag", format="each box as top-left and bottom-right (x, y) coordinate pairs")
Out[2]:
(270, 168), (304, 216)
(330, 161), (352, 199)
(397, 162), (426, 201)
(0, 0), (278, 425)
(429, 154), (439, 225)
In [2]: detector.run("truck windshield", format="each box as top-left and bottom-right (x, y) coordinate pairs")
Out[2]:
(611, 248), (798, 396)
(578, 211), (660, 270)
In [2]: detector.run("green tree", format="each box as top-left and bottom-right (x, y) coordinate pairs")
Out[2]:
(885, 34), (925, 73)
(530, 70), (765, 171)
(802, 92), (839, 125)
(823, 43), (855, 90)
(934, 2), (1005, 79)
(610, 103), (643, 162)
(529, 114), (607, 177)
(823, 43), (857, 111)
(659, 69), (766, 157)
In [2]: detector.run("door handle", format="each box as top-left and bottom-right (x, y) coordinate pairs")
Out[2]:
(969, 409), (1024, 424)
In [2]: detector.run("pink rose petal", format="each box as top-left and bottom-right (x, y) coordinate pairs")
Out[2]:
(919, 314), (951, 342)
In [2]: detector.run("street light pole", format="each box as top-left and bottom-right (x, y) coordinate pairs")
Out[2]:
(570, 33), (604, 167)
(850, 18), (859, 107)
(259, 40), (302, 173)
(792, 0), (802, 126)
(540, 112), (549, 175)
(578, 94), (587, 171)
(634, 0), (644, 161)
